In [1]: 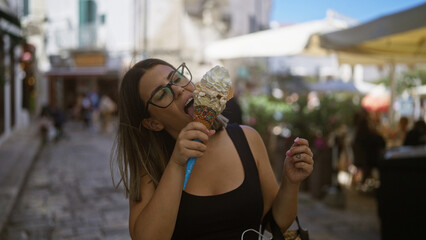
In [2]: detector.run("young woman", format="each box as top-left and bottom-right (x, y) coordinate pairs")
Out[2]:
(111, 58), (314, 240)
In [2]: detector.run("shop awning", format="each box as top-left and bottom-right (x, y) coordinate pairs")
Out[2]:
(318, 3), (426, 64)
(204, 16), (350, 60)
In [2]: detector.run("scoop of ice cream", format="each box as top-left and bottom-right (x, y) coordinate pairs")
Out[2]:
(193, 66), (232, 113)
(200, 66), (231, 94)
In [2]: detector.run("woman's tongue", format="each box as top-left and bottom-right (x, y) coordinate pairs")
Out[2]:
(185, 103), (195, 118)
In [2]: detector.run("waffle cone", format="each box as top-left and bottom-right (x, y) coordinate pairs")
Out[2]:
(194, 118), (212, 129)
(193, 105), (217, 129)
(227, 86), (234, 100)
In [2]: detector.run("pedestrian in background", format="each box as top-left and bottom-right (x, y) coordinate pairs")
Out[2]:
(39, 105), (56, 144)
(51, 105), (67, 141)
(111, 59), (314, 240)
(81, 93), (93, 128)
(99, 93), (117, 133)
(403, 119), (426, 146)
(388, 116), (409, 148)
(352, 109), (386, 187)
(88, 88), (100, 131)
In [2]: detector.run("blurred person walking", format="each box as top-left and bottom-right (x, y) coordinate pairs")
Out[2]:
(39, 105), (56, 144)
(352, 109), (386, 189)
(388, 116), (409, 148)
(89, 88), (100, 131)
(99, 93), (117, 133)
(51, 105), (67, 141)
(81, 93), (93, 129)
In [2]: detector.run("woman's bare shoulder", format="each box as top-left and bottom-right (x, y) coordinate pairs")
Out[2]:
(240, 125), (263, 142)
(239, 125), (267, 162)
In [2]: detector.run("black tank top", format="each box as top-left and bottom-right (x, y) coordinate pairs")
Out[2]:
(171, 124), (264, 240)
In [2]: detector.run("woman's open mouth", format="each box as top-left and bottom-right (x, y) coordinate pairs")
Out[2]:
(184, 98), (194, 118)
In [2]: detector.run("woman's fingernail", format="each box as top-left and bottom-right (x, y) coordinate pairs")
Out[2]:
(294, 137), (300, 142)
(286, 150), (291, 155)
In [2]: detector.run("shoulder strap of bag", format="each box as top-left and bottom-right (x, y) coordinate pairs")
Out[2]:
(295, 216), (310, 240)
(261, 210), (285, 240)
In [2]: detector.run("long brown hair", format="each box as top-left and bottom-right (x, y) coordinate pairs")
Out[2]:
(111, 58), (225, 202)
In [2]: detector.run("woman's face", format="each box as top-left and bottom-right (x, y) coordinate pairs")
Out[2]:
(139, 64), (195, 138)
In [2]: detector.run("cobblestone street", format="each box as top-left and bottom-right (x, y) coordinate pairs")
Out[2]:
(296, 190), (380, 240)
(1, 122), (130, 240)
(1, 121), (381, 240)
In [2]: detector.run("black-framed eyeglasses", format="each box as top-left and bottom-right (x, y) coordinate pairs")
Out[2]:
(144, 63), (192, 114)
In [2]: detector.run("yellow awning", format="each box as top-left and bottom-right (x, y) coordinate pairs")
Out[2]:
(319, 3), (426, 64)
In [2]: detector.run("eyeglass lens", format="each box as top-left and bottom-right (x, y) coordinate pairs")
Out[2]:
(151, 64), (191, 108)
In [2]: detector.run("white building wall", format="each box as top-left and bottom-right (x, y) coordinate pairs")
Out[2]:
(102, 0), (133, 54)
(46, 0), (79, 54)
(45, 0), (135, 64)
(228, 0), (271, 36)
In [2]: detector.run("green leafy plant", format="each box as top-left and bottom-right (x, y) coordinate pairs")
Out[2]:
(244, 93), (361, 149)
(309, 94), (360, 139)
(244, 95), (292, 137)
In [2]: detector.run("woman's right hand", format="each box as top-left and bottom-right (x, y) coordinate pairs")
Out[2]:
(170, 122), (215, 167)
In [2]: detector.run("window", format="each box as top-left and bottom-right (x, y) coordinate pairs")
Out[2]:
(100, 14), (106, 25)
(79, 0), (97, 25)
(79, 0), (98, 47)
(23, 0), (30, 16)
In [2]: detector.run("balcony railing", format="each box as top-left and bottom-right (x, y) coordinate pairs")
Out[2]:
(53, 23), (105, 50)
(79, 23), (98, 49)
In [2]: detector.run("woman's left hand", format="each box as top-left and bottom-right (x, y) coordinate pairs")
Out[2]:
(283, 137), (314, 184)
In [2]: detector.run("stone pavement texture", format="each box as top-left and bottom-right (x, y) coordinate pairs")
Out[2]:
(0, 121), (381, 240)
(0, 123), (43, 235)
(295, 190), (380, 240)
(1, 122), (130, 240)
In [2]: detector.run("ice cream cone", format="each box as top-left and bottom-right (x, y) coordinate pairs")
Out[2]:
(193, 105), (217, 128)
(192, 66), (233, 126)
